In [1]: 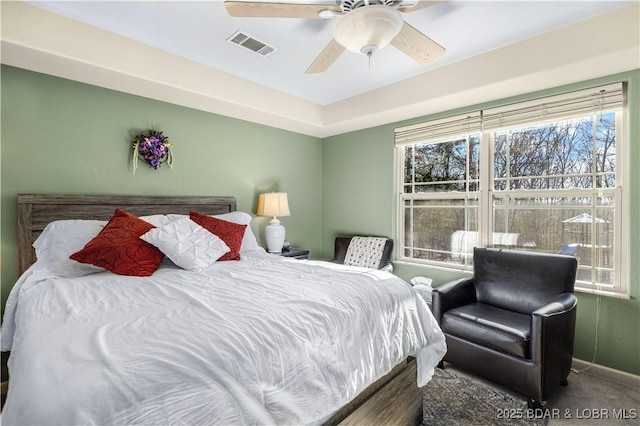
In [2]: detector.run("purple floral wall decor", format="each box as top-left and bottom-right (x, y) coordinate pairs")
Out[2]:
(131, 129), (173, 173)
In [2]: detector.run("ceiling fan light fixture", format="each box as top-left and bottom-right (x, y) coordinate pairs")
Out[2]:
(333, 5), (403, 56)
(360, 44), (378, 56)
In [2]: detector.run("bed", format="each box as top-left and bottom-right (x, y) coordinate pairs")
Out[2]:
(1, 194), (446, 425)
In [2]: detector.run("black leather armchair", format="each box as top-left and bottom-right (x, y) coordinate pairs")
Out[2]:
(331, 236), (393, 272)
(432, 247), (578, 407)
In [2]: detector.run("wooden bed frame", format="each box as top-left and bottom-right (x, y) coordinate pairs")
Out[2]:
(17, 194), (236, 276)
(15, 194), (423, 425)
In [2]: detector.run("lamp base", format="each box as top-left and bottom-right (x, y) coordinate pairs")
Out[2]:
(265, 218), (285, 254)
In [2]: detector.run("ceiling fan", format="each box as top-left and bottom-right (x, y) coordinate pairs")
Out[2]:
(224, 0), (446, 74)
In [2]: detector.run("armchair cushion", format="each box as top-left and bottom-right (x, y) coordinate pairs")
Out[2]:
(441, 303), (531, 359)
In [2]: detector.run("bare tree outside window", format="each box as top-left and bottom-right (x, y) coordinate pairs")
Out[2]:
(402, 135), (480, 266)
(400, 109), (622, 292)
(492, 113), (616, 287)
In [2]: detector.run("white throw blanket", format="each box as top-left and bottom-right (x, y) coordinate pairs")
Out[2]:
(1, 252), (446, 425)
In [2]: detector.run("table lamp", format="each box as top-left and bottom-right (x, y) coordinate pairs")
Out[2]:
(257, 192), (291, 253)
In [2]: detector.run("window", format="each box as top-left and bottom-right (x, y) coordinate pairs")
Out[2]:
(398, 113), (482, 267)
(396, 83), (628, 297)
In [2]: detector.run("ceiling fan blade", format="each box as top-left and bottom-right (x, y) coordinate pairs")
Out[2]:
(390, 21), (445, 65)
(398, 0), (447, 13)
(224, 1), (341, 18)
(305, 39), (345, 74)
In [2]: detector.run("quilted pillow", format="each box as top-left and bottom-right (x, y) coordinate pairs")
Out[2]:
(70, 209), (165, 276)
(189, 211), (247, 261)
(140, 217), (230, 271)
(344, 237), (388, 269)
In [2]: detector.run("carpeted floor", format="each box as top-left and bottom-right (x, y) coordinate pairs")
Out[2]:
(423, 367), (547, 426)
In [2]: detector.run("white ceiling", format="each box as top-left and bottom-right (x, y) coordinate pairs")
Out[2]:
(25, 0), (633, 105)
(3, 1), (639, 137)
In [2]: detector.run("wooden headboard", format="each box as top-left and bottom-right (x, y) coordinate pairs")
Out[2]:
(17, 194), (237, 275)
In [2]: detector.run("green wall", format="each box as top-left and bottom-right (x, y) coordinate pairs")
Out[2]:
(322, 70), (640, 376)
(0, 64), (324, 312)
(1, 64), (639, 380)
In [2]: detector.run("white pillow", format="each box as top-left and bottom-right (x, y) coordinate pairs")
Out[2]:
(33, 219), (107, 277)
(140, 214), (171, 227)
(167, 211), (262, 253)
(215, 211), (262, 252)
(140, 217), (230, 271)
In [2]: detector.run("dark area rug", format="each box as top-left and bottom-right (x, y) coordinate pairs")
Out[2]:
(423, 367), (548, 426)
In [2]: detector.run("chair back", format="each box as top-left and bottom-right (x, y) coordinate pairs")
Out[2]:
(473, 248), (577, 315)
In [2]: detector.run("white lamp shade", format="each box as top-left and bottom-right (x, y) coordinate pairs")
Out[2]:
(333, 5), (403, 55)
(257, 192), (290, 218)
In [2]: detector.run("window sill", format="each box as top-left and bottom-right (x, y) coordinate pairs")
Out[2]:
(575, 286), (630, 300)
(396, 260), (630, 299)
(394, 259), (472, 273)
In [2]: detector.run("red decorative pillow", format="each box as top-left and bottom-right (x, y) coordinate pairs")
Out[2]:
(70, 209), (164, 276)
(190, 211), (247, 261)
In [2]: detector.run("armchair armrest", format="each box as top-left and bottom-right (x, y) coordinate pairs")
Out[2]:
(532, 293), (577, 318)
(530, 292), (577, 366)
(331, 237), (351, 264)
(379, 263), (393, 273)
(431, 277), (476, 323)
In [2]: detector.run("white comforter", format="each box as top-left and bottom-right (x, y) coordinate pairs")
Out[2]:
(1, 252), (446, 425)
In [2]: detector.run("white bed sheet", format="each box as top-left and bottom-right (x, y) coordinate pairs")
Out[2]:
(1, 252), (445, 425)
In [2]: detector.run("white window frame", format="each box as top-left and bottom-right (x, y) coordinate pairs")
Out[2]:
(395, 83), (629, 298)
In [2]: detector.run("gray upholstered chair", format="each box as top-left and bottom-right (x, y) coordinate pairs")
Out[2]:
(331, 236), (393, 272)
(432, 247), (578, 408)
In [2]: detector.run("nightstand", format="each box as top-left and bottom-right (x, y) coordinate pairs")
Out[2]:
(280, 248), (309, 260)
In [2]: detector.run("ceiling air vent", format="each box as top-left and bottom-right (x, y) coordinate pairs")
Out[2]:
(227, 31), (277, 57)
